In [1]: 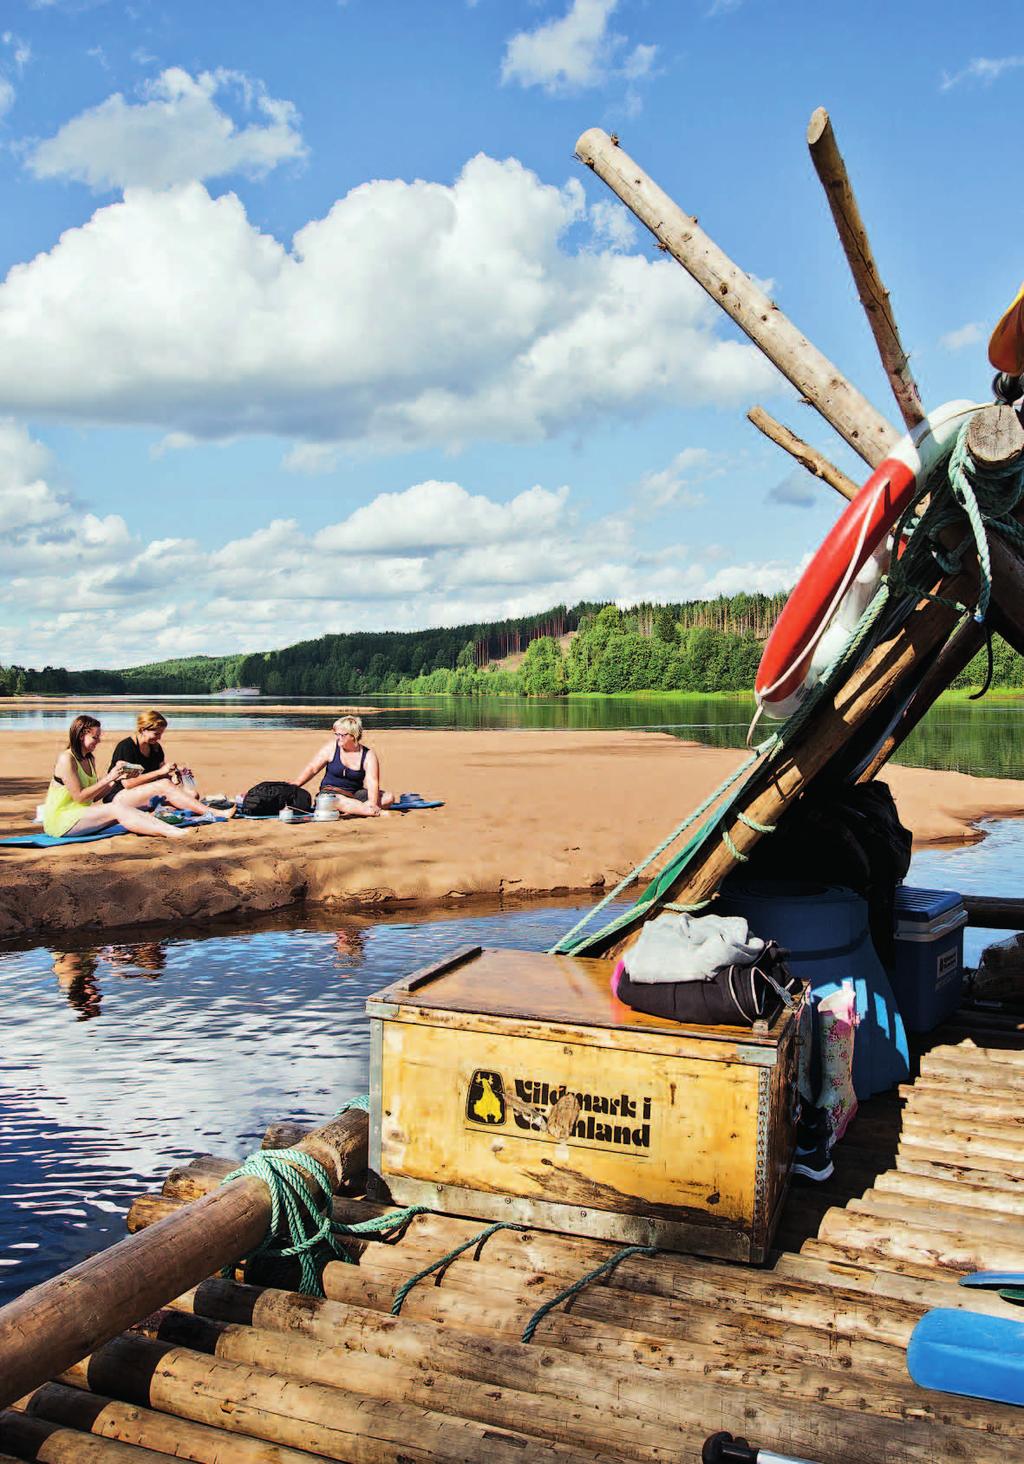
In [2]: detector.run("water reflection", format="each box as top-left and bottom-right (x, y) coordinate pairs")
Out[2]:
(51, 950), (102, 1021)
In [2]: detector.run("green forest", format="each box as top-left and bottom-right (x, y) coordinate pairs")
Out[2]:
(3, 592), (1023, 698)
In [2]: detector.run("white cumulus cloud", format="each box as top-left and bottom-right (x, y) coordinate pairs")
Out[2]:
(0, 153), (778, 450)
(0, 426), (801, 669)
(25, 67), (306, 191)
(501, 0), (656, 97)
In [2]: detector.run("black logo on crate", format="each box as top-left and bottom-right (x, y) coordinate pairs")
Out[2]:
(467, 1070), (507, 1126)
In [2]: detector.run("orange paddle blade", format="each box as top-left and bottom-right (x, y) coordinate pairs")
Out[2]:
(989, 281), (1024, 373)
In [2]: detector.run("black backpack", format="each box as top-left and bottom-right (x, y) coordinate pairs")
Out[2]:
(742, 780), (912, 963)
(241, 780), (313, 817)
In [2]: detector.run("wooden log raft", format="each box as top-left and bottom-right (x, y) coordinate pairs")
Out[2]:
(0, 1108), (368, 1412)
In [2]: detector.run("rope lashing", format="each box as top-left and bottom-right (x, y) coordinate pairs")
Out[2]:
(219, 1093), (428, 1298)
(390, 1222), (527, 1315)
(520, 1245), (658, 1343)
(219, 1148), (350, 1297)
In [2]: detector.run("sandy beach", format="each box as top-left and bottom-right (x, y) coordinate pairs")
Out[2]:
(2, 728), (1023, 944)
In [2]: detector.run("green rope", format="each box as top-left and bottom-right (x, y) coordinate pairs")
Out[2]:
(390, 1222), (525, 1314)
(218, 1093), (426, 1297)
(548, 735), (778, 954)
(220, 1149), (349, 1297)
(736, 812), (776, 834)
(520, 1245), (657, 1343)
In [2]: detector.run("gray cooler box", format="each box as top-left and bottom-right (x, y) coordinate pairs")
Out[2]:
(891, 885), (968, 1033)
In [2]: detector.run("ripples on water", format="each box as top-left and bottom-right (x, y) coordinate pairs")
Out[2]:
(0, 900), (630, 1301)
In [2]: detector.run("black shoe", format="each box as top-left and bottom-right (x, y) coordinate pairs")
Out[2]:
(792, 1138), (834, 1182)
(796, 1101), (835, 1155)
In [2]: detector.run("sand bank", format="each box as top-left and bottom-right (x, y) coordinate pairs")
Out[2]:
(1, 729), (1022, 944)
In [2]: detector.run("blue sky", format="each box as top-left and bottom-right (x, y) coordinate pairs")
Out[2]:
(0, 0), (1021, 669)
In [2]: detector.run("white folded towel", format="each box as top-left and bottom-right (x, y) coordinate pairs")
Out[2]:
(624, 911), (765, 984)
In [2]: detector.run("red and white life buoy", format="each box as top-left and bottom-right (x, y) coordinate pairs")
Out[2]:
(755, 400), (980, 720)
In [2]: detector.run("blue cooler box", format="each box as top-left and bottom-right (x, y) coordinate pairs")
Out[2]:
(891, 886), (968, 1033)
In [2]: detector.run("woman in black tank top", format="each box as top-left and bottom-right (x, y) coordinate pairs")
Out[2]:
(291, 714), (396, 817)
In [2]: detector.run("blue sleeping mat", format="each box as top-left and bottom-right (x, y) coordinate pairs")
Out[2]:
(0, 813), (228, 847)
(0, 824), (131, 847)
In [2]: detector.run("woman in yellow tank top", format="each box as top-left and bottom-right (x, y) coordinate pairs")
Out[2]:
(43, 715), (210, 840)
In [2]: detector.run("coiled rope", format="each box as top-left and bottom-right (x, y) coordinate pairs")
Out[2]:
(220, 1094), (428, 1298)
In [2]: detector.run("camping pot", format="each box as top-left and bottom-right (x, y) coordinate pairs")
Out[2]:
(315, 792), (338, 813)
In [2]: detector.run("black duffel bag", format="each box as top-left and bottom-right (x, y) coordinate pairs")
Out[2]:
(615, 940), (803, 1028)
(241, 780), (313, 817)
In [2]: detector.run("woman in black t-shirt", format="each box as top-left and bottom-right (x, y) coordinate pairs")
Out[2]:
(106, 708), (183, 801)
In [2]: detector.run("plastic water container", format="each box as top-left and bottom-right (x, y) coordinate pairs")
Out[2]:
(715, 878), (910, 1099)
(890, 885), (968, 1033)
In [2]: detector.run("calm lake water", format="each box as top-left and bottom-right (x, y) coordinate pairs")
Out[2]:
(1, 818), (1020, 1304)
(3, 691), (1024, 778)
(0, 900), (630, 1303)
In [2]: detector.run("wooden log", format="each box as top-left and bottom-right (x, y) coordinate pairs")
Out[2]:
(140, 1300), (1017, 1447)
(967, 402), (1024, 466)
(17, 1381), (319, 1464)
(856, 616), (986, 783)
(575, 128), (899, 467)
(873, 1167), (1024, 1215)
(330, 1234), (924, 1349)
(139, 1309), (692, 1464)
(963, 893), (1024, 932)
(899, 1109), (1024, 1145)
(896, 1151), (1024, 1193)
(770, 1251), (1013, 1317)
(176, 1275), (901, 1401)
(159, 1155), (235, 1202)
(848, 1193), (1024, 1242)
(796, 1239), (968, 1284)
(747, 406), (859, 499)
(921, 1044), (1024, 1076)
(806, 107), (924, 432)
(317, 1263), (1023, 1452)
(0, 1109), (368, 1412)
(814, 1206), (1024, 1273)
(60, 1333), (623, 1464)
(0, 1410), (163, 1461)
(261, 1121), (309, 1151)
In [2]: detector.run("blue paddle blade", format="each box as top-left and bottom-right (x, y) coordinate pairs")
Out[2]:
(1000, 1290), (1024, 1305)
(908, 1308), (1024, 1406)
(960, 1272), (1024, 1289)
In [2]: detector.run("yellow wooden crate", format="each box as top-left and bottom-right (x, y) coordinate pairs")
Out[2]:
(367, 945), (801, 1262)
